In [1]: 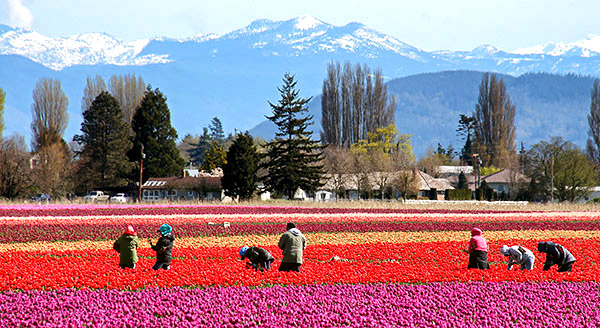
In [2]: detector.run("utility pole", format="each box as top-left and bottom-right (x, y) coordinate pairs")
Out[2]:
(138, 144), (145, 203)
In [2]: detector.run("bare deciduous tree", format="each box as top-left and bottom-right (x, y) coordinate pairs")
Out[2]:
(109, 74), (146, 130)
(0, 134), (31, 199)
(32, 141), (72, 197)
(473, 73), (516, 168)
(31, 78), (68, 152)
(321, 62), (341, 146)
(0, 87), (5, 141)
(587, 79), (600, 163)
(322, 146), (351, 198)
(81, 75), (107, 112)
(321, 61), (396, 148)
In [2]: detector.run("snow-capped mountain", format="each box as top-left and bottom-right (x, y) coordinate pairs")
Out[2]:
(2, 15), (600, 74)
(1, 15), (599, 155)
(0, 25), (170, 70)
(514, 34), (600, 57)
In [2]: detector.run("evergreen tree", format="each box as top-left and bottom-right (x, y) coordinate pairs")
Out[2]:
(457, 171), (467, 189)
(222, 132), (260, 200)
(188, 127), (212, 165)
(129, 87), (185, 181)
(457, 114), (476, 165)
(74, 91), (132, 189)
(209, 117), (225, 143)
(263, 73), (325, 199)
(200, 141), (226, 172)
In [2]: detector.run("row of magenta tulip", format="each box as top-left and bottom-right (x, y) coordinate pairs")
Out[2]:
(0, 282), (597, 327)
(0, 204), (540, 217)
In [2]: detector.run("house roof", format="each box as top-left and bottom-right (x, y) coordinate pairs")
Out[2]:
(143, 176), (221, 189)
(321, 169), (454, 191)
(482, 169), (527, 184)
(415, 170), (455, 191)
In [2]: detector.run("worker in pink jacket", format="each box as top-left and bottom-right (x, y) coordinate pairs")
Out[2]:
(467, 227), (489, 269)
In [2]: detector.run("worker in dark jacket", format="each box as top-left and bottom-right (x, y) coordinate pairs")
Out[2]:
(150, 223), (175, 270)
(537, 241), (576, 272)
(113, 225), (140, 269)
(240, 246), (275, 271)
(278, 222), (306, 272)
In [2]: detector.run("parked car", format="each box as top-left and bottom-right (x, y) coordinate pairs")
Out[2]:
(84, 191), (110, 203)
(110, 193), (130, 203)
(31, 193), (51, 202)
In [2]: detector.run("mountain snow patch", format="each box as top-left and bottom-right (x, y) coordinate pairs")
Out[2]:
(294, 15), (323, 30)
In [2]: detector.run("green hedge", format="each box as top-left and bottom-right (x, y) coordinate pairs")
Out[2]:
(445, 189), (473, 200)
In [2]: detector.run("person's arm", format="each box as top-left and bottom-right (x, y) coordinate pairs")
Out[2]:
(543, 256), (555, 271)
(133, 237), (140, 249)
(113, 239), (120, 253)
(278, 234), (287, 251)
(510, 248), (522, 264)
(507, 256), (514, 270)
(468, 238), (475, 253)
(151, 237), (164, 252)
(302, 235), (306, 250)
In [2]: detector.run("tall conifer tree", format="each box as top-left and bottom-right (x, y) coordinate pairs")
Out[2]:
(129, 86), (184, 181)
(75, 91), (132, 189)
(222, 132), (259, 200)
(263, 73), (325, 199)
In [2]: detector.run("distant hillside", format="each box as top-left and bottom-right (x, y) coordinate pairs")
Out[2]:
(250, 71), (596, 156)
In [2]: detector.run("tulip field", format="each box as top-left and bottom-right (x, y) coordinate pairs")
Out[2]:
(1, 204), (600, 327)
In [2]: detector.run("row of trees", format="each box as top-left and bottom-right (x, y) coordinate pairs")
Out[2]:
(0, 72), (332, 201)
(0, 74), (186, 199)
(444, 73), (600, 203)
(321, 61), (396, 147)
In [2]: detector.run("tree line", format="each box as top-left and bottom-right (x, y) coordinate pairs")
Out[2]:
(2, 65), (600, 203)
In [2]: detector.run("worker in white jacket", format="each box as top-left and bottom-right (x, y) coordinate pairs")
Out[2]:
(500, 245), (535, 270)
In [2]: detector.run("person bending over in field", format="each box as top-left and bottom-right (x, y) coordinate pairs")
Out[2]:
(537, 241), (576, 272)
(150, 224), (175, 270)
(113, 225), (140, 269)
(467, 228), (489, 269)
(500, 245), (535, 270)
(240, 246), (275, 271)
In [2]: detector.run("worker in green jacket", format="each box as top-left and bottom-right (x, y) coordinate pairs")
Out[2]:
(278, 222), (307, 272)
(113, 225), (140, 269)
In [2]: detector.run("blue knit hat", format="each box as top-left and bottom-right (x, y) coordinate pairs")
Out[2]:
(240, 246), (249, 258)
(159, 224), (172, 236)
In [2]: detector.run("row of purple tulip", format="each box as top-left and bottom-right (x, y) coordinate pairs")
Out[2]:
(1, 282), (598, 327)
(0, 204), (518, 217)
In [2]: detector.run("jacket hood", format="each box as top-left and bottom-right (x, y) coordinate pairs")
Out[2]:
(288, 228), (302, 236)
(162, 233), (175, 241)
(121, 234), (137, 240)
(471, 228), (482, 236)
(537, 241), (549, 252)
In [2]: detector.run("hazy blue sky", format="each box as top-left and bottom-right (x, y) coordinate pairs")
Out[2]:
(1, 0), (599, 51)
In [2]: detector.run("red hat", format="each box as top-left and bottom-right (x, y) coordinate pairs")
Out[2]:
(124, 225), (136, 235)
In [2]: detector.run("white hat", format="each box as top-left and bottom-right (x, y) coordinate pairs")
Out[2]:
(500, 245), (509, 255)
